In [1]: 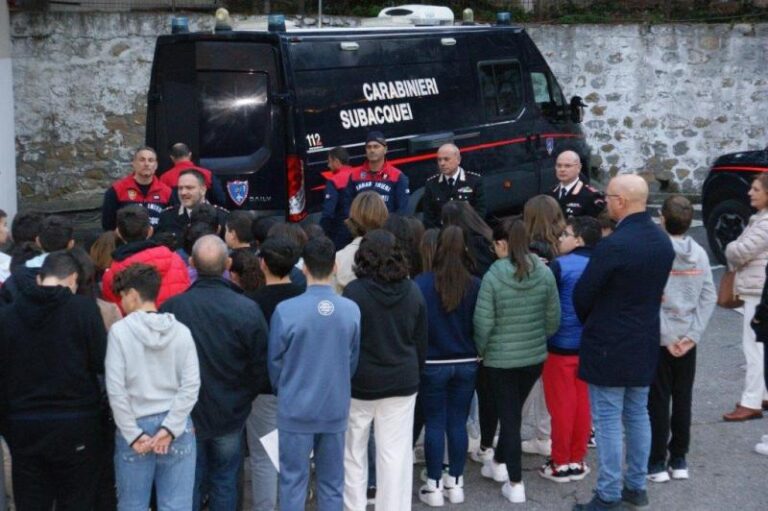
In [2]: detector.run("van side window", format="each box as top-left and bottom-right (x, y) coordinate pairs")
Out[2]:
(531, 71), (566, 118)
(479, 62), (523, 119)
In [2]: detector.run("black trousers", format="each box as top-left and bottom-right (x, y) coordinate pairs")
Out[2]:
(4, 415), (102, 511)
(487, 364), (542, 482)
(648, 346), (696, 466)
(477, 363), (499, 449)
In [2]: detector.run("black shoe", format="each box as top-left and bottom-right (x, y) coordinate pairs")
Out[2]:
(366, 486), (376, 505)
(573, 494), (624, 510)
(621, 487), (649, 509)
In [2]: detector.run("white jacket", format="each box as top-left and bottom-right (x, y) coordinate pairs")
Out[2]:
(726, 209), (768, 297)
(334, 236), (362, 293)
(106, 310), (200, 444)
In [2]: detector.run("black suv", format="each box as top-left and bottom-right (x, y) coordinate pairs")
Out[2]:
(702, 147), (768, 264)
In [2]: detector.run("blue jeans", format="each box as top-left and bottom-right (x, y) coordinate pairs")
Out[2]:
(421, 362), (478, 481)
(279, 431), (344, 511)
(589, 385), (651, 502)
(114, 413), (196, 511)
(194, 429), (245, 511)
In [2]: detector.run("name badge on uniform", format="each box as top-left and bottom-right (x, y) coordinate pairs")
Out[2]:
(457, 187), (473, 194)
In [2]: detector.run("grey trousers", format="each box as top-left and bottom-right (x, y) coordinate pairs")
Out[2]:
(246, 394), (278, 511)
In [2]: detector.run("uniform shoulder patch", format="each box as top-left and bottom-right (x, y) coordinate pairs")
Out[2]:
(466, 171), (482, 178)
(215, 205), (230, 213)
(585, 184), (601, 193)
(426, 174), (440, 182)
(161, 206), (175, 212)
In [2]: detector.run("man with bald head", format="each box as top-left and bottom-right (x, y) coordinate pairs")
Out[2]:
(422, 143), (485, 228)
(548, 150), (605, 219)
(572, 175), (674, 511)
(161, 234), (269, 511)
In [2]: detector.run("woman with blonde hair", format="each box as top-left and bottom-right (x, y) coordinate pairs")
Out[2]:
(724, 173), (768, 422)
(335, 191), (389, 292)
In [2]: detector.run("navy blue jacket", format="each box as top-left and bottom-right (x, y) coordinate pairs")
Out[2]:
(160, 277), (269, 439)
(574, 212), (674, 387)
(414, 272), (480, 362)
(549, 247), (592, 354)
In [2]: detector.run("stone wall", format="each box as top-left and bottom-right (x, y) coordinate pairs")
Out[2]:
(11, 13), (768, 211)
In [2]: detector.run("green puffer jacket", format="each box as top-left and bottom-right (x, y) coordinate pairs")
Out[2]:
(473, 255), (561, 368)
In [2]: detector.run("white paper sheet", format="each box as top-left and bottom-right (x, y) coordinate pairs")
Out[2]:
(260, 429), (280, 472)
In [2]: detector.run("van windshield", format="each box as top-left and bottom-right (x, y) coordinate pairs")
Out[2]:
(198, 71), (268, 158)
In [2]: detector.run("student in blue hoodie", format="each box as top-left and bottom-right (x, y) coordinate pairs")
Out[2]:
(540, 216), (601, 484)
(268, 235), (361, 511)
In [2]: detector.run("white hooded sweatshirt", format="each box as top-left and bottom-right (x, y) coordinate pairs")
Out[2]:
(106, 310), (200, 444)
(660, 236), (717, 346)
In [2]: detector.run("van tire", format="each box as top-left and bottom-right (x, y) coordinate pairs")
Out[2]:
(705, 199), (751, 265)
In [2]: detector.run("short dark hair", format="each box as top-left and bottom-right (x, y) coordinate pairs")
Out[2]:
(116, 205), (151, 242)
(302, 235), (336, 279)
(134, 146), (157, 159)
(302, 223), (326, 240)
(267, 223), (308, 249)
(354, 229), (409, 283)
(112, 263), (161, 302)
(0, 209), (6, 220)
(258, 236), (300, 278)
(662, 195), (694, 235)
(567, 216), (602, 248)
(328, 146), (350, 165)
(179, 169), (206, 187)
(226, 210), (255, 244)
(251, 216), (279, 246)
(170, 143), (191, 159)
(39, 250), (80, 280)
(11, 211), (45, 244)
(190, 203), (221, 232)
(183, 222), (216, 255)
(38, 215), (74, 252)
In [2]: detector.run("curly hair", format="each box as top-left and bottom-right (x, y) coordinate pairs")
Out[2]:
(353, 229), (409, 283)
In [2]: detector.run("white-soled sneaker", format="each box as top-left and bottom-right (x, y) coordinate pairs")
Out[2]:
(521, 437), (551, 456)
(419, 479), (444, 507)
(568, 461), (591, 481)
(647, 469), (671, 483)
(539, 459), (571, 483)
(501, 481), (526, 503)
(669, 457), (689, 480)
(757, 441), (768, 456)
(761, 434), (768, 444)
(470, 446), (494, 464)
(481, 459), (509, 482)
(441, 474), (465, 504)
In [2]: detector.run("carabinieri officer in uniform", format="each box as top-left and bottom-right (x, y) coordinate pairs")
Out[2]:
(422, 143), (486, 229)
(548, 149), (605, 219)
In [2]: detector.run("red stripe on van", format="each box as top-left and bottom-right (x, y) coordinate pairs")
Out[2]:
(309, 133), (585, 191)
(712, 166), (768, 173)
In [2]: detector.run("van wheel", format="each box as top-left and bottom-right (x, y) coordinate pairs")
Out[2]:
(706, 199), (751, 265)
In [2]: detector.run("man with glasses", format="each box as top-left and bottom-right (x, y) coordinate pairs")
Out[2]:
(548, 150), (605, 218)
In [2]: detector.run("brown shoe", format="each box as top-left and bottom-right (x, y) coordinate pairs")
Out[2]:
(723, 405), (763, 421)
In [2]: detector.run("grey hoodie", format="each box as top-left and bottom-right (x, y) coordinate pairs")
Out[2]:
(106, 310), (200, 444)
(660, 236), (716, 346)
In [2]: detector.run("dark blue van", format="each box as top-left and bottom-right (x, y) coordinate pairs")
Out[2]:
(145, 22), (591, 221)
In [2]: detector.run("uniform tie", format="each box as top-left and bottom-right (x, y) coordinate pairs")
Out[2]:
(559, 187), (567, 200)
(448, 177), (455, 188)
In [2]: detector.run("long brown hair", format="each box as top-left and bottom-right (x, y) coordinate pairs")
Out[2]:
(523, 194), (565, 258)
(433, 226), (473, 312)
(419, 228), (440, 273)
(508, 218), (533, 281)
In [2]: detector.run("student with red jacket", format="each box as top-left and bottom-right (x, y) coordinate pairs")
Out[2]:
(102, 206), (189, 310)
(102, 147), (172, 231)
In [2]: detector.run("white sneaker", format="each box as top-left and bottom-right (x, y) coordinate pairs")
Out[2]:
(647, 470), (671, 483)
(441, 474), (465, 504)
(761, 434), (768, 444)
(419, 479), (444, 507)
(481, 459), (509, 482)
(470, 446), (494, 464)
(521, 438), (551, 456)
(501, 481), (526, 503)
(671, 467), (689, 480)
(755, 442), (768, 456)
